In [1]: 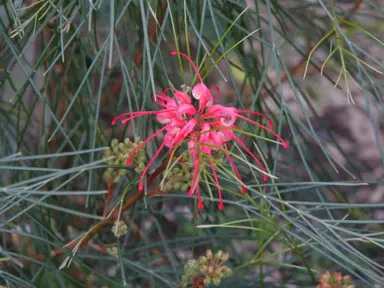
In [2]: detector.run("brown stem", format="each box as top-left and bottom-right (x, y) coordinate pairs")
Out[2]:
(102, 180), (114, 219)
(341, 0), (363, 28)
(53, 187), (166, 257)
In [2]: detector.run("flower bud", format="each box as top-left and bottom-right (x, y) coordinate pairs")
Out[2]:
(206, 249), (213, 259)
(200, 265), (208, 273)
(203, 277), (211, 286)
(107, 246), (118, 258)
(222, 266), (232, 277)
(173, 183), (181, 190)
(118, 143), (125, 151)
(180, 275), (188, 283)
(181, 184), (189, 191)
(184, 260), (198, 276)
(111, 138), (119, 148)
(215, 250), (223, 260)
(343, 275), (352, 284)
(212, 277), (221, 286)
(333, 272), (342, 285)
(112, 221), (128, 237)
(221, 252), (229, 261)
(198, 256), (208, 265)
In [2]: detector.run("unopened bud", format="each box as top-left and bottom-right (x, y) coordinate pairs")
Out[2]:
(107, 246), (118, 258)
(198, 256), (208, 264)
(221, 252), (229, 261)
(184, 260), (198, 276)
(111, 138), (119, 148)
(222, 266), (232, 277)
(200, 265), (208, 273)
(343, 275), (352, 284)
(206, 249), (213, 259)
(212, 277), (221, 286)
(203, 277), (211, 286)
(112, 221), (128, 237)
(215, 250), (223, 260)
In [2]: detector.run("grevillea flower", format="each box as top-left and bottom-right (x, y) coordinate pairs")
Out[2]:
(112, 51), (288, 211)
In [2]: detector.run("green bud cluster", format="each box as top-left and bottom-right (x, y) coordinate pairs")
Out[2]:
(112, 221), (128, 238)
(106, 246), (118, 258)
(103, 138), (146, 183)
(180, 249), (232, 287)
(340, 275), (356, 288)
(161, 166), (193, 192)
(317, 271), (355, 288)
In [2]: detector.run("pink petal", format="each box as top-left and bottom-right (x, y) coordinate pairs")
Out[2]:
(174, 89), (192, 104)
(218, 106), (238, 126)
(177, 104), (197, 115)
(218, 129), (234, 142)
(173, 119), (197, 145)
(210, 86), (220, 104)
(210, 131), (223, 147)
(192, 83), (213, 111)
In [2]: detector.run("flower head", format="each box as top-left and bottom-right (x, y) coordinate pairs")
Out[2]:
(112, 51), (288, 211)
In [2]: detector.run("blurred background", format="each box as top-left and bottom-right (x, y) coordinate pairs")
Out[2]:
(0, 0), (383, 287)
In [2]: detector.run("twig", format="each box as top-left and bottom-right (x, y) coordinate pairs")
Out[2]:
(102, 180), (114, 219)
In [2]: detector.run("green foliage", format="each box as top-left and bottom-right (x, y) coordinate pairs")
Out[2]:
(0, 0), (384, 287)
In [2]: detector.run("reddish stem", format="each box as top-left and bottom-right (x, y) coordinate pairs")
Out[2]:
(102, 180), (113, 219)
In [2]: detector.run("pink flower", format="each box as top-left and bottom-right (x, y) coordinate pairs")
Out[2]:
(112, 51), (289, 211)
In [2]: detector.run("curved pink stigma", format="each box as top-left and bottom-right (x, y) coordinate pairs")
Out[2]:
(188, 148), (200, 196)
(173, 118), (197, 146)
(233, 135), (268, 182)
(223, 150), (246, 194)
(210, 86), (220, 104)
(138, 141), (167, 191)
(197, 184), (204, 210)
(237, 110), (274, 128)
(171, 51), (203, 83)
(236, 114), (288, 149)
(125, 126), (168, 165)
(209, 157), (224, 210)
(112, 110), (177, 125)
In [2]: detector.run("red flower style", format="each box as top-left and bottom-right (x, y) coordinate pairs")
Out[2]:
(112, 51), (288, 210)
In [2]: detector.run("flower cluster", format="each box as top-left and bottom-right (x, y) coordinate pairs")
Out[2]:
(181, 249), (232, 287)
(103, 138), (146, 183)
(316, 271), (355, 288)
(111, 220), (128, 238)
(161, 166), (193, 192)
(112, 52), (288, 210)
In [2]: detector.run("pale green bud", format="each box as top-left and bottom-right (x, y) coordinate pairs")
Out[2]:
(203, 277), (211, 286)
(111, 138), (119, 148)
(112, 221), (128, 237)
(212, 277), (221, 286)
